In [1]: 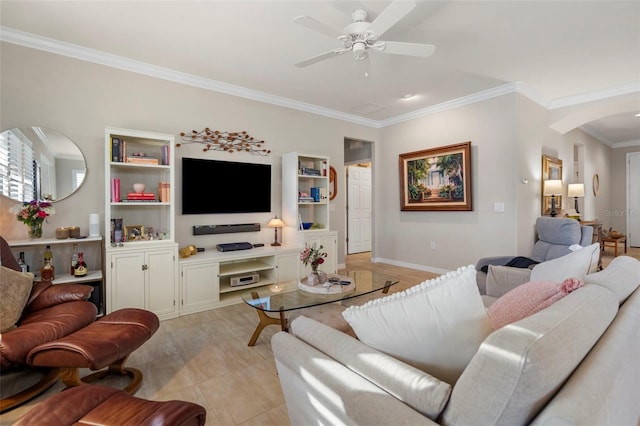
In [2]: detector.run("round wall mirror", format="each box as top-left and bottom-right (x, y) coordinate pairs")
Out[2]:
(0, 127), (87, 202)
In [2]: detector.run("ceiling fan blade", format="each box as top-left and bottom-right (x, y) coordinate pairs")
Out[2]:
(295, 50), (345, 68)
(367, 0), (416, 38)
(376, 41), (435, 58)
(294, 15), (343, 39)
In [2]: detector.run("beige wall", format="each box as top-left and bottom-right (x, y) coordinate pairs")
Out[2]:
(375, 95), (520, 272)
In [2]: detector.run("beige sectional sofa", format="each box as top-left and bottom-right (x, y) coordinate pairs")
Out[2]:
(272, 255), (640, 425)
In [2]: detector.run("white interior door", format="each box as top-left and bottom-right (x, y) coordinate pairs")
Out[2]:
(347, 165), (372, 254)
(628, 152), (640, 247)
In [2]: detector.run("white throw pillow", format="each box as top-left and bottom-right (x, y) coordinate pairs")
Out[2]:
(530, 243), (599, 282)
(342, 265), (492, 384)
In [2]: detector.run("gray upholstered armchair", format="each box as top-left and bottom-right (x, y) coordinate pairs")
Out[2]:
(476, 217), (594, 294)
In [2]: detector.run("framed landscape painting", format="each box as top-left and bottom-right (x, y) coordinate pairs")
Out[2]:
(399, 141), (472, 211)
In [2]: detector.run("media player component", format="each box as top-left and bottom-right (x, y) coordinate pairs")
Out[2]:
(216, 242), (254, 252)
(230, 273), (259, 287)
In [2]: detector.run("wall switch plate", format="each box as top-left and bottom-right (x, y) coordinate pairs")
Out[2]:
(494, 202), (505, 213)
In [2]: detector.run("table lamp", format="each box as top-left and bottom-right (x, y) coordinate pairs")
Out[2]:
(267, 216), (284, 246)
(567, 183), (585, 214)
(543, 179), (563, 217)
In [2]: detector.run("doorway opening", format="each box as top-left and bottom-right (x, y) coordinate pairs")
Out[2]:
(344, 138), (373, 255)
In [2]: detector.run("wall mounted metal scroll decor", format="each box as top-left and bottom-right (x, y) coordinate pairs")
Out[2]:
(177, 128), (271, 155)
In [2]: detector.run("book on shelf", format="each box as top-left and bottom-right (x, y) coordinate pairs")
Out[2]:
(110, 177), (121, 202)
(121, 140), (127, 162)
(158, 181), (170, 202)
(160, 145), (170, 166)
(320, 187), (327, 200)
(301, 167), (321, 176)
(111, 137), (121, 162)
(299, 196), (315, 202)
(126, 156), (159, 165)
(310, 187), (320, 202)
(127, 192), (155, 198)
(120, 199), (158, 203)
(127, 193), (156, 201)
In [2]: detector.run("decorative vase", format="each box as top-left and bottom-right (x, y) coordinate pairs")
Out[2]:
(309, 264), (327, 284)
(28, 221), (43, 239)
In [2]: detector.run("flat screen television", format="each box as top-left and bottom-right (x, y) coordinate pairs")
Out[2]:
(182, 157), (271, 214)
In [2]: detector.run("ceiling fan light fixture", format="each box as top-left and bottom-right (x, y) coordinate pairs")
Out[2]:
(352, 42), (368, 60)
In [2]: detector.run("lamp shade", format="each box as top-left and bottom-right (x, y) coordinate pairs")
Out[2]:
(543, 179), (563, 196)
(567, 183), (585, 198)
(267, 217), (284, 228)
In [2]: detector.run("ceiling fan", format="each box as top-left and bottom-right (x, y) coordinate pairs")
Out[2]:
(294, 0), (435, 68)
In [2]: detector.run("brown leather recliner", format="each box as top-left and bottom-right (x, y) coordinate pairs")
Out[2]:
(0, 236), (97, 412)
(14, 385), (206, 426)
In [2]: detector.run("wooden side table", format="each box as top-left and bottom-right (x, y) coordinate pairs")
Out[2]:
(602, 236), (627, 257)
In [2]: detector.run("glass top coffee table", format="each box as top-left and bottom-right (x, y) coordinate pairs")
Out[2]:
(241, 270), (399, 346)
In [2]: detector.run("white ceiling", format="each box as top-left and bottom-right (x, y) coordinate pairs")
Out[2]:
(1, 0), (639, 147)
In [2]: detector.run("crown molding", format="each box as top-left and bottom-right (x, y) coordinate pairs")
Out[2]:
(549, 82), (640, 110)
(580, 123), (614, 147)
(379, 83), (522, 127)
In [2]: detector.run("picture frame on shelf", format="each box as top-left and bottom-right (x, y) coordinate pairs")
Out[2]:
(542, 155), (563, 215)
(399, 141), (472, 211)
(124, 225), (144, 241)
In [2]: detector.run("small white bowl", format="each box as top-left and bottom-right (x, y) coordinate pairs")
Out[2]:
(133, 183), (146, 193)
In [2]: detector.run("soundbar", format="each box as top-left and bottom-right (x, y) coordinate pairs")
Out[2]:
(216, 242), (254, 252)
(193, 223), (260, 235)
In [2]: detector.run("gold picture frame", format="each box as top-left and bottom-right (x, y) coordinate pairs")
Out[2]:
(124, 225), (144, 241)
(542, 155), (563, 215)
(399, 141), (472, 211)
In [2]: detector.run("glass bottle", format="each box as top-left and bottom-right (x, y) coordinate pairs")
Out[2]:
(70, 243), (78, 276)
(74, 252), (88, 277)
(44, 244), (53, 266)
(18, 251), (29, 273)
(41, 258), (55, 281)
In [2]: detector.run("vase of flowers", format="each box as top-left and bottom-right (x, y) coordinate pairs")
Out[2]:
(10, 200), (56, 239)
(300, 243), (327, 283)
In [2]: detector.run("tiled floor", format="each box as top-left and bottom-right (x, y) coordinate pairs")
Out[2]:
(0, 253), (437, 425)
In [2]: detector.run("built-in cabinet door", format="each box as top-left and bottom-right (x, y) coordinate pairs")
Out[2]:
(277, 252), (300, 282)
(110, 251), (146, 311)
(181, 261), (219, 315)
(147, 249), (178, 318)
(303, 232), (337, 276)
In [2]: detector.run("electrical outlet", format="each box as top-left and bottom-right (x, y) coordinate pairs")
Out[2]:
(430, 241), (436, 250)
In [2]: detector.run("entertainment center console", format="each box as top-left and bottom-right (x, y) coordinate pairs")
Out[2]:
(103, 130), (339, 321)
(178, 245), (301, 316)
